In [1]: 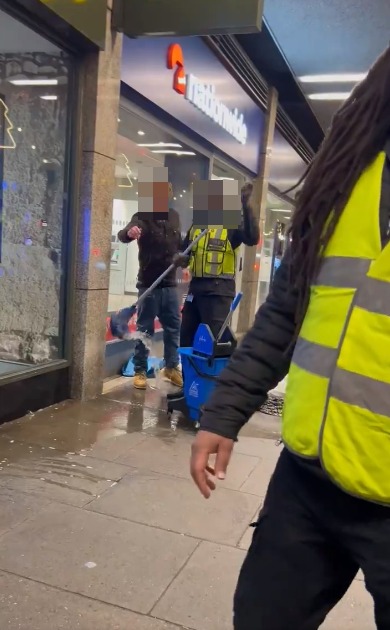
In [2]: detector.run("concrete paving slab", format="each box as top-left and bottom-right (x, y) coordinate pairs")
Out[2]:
(0, 443), (130, 507)
(153, 541), (245, 630)
(0, 487), (51, 537)
(0, 399), (142, 451)
(234, 435), (282, 460)
(320, 579), (375, 629)
(0, 571), (180, 630)
(239, 413), (281, 441)
(117, 436), (260, 491)
(89, 470), (261, 546)
(239, 457), (279, 498)
(0, 503), (198, 615)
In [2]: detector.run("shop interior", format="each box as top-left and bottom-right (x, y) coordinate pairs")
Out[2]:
(255, 190), (294, 310)
(109, 103), (248, 315)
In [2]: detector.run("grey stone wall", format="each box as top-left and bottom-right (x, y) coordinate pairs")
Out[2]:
(0, 52), (69, 364)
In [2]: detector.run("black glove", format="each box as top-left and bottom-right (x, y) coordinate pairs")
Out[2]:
(172, 253), (190, 268)
(241, 182), (253, 207)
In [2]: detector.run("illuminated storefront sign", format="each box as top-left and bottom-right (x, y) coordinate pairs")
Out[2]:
(167, 43), (247, 145)
(121, 36), (264, 173)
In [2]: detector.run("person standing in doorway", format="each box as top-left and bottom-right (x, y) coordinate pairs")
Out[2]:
(117, 168), (186, 390)
(180, 181), (259, 348)
(190, 46), (390, 630)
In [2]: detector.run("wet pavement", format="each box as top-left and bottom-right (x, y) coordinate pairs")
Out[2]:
(0, 378), (375, 629)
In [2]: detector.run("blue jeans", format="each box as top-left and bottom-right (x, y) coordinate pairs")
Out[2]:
(133, 286), (181, 374)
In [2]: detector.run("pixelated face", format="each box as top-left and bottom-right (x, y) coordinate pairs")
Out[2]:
(137, 166), (170, 219)
(192, 179), (242, 228)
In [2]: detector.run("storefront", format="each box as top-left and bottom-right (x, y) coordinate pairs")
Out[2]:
(105, 35), (266, 373)
(0, 0), (106, 422)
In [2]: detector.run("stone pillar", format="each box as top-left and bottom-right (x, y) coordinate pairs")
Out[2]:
(237, 87), (278, 334)
(71, 4), (122, 400)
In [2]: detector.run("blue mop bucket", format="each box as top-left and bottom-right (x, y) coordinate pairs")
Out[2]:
(179, 348), (230, 421)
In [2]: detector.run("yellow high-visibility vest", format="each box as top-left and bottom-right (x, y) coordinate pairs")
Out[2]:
(283, 152), (390, 504)
(189, 227), (236, 278)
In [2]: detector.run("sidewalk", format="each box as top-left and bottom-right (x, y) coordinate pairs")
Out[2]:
(0, 379), (374, 629)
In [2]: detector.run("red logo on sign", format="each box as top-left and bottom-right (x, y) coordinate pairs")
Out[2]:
(167, 43), (186, 95)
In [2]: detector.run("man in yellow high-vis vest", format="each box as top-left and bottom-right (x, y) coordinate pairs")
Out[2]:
(180, 182), (259, 347)
(189, 46), (390, 630)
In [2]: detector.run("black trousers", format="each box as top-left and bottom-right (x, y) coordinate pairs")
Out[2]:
(180, 293), (232, 347)
(234, 449), (390, 630)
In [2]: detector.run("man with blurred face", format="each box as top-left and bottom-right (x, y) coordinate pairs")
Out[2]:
(117, 168), (186, 390)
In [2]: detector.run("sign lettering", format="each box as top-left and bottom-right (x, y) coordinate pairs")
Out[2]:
(167, 44), (247, 146)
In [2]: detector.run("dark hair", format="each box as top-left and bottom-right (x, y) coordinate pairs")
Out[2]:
(289, 45), (390, 323)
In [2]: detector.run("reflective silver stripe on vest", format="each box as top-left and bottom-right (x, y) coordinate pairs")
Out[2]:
(354, 276), (390, 317)
(314, 257), (371, 288)
(330, 368), (390, 418)
(293, 338), (337, 378)
(205, 228), (226, 277)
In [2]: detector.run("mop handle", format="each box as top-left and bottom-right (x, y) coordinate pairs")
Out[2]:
(134, 228), (209, 309)
(216, 292), (243, 342)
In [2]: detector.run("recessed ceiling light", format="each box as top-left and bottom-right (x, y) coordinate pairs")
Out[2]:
(183, 189), (186, 193)
(40, 95), (57, 101)
(10, 79), (58, 86)
(17, 127), (22, 132)
(31, 145), (36, 150)
(137, 130), (145, 136)
(151, 150), (196, 156)
(308, 92), (350, 101)
(299, 73), (366, 83)
(118, 118), (121, 123)
(138, 142), (182, 148)
(180, 194), (183, 198)
(173, 196), (177, 200)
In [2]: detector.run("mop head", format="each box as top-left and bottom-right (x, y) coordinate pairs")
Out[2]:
(110, 305), (137, 339)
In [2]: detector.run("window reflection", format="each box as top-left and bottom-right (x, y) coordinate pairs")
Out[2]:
(0, 8), (71, 376)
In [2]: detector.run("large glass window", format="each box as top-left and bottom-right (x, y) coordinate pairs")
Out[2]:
(212, 158), (248, 331)
(0, 9), (72, 377)
(109, 101), (210, 316)
(256, 191), (293, 310)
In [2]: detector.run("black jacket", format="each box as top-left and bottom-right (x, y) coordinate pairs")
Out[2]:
(200, 152), (390, 441)
(183, 203), (260, 297)
(118, 209), (181, 288)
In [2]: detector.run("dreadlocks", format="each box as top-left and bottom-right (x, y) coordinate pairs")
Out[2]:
(289, 45), (390, 323)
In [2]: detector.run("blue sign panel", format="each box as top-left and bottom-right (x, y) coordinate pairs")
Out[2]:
(121, 36), (264, 173)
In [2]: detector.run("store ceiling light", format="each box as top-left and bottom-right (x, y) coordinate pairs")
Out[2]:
(137, 130), (145, 136)
(10, 79), (58, 86)
(271, 208), (292, 213)
(299, 73), (366, 83)
(138, 142), (182, 148)
(40, 95), (58, 101)
(308, 92), (351, 101)
(152, 150), (196, 156)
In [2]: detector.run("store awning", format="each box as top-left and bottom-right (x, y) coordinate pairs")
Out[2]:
(112, 0), (263, 38)
(36, 0), (107, 49)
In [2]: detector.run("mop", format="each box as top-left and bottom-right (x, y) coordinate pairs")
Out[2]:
(110, 228), (209, 340)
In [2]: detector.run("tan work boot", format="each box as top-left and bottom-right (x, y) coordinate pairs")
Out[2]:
(133, 372), (147, 389)
(161, 367), (183, 388)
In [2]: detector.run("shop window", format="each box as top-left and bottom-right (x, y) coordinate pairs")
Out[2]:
(256, 191), (293, 309)
(0, 9), (72, 376)
(109, 102), (209, 316)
